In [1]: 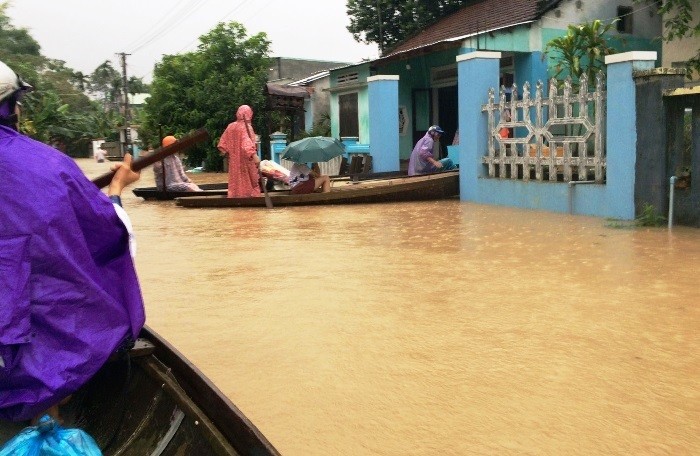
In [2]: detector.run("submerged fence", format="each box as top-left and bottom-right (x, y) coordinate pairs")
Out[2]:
(482, 73), (607, 183)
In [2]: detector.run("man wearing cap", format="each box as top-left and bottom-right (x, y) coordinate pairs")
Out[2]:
(408, 125), (457, 176)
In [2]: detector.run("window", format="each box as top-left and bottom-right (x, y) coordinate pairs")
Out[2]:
(337, 72), (359, 84)
(339, 92), (359, 137)
(617, 6), (633, 33)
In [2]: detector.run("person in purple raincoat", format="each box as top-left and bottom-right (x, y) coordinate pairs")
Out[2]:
(407, 125), (457, 176)
(0, 60), (145, 422)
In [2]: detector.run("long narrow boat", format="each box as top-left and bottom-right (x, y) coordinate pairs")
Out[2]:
(176, 170), (459, 208)
(133, 171), (408, 201)
(0, 326), (280, 456)
(133, 182), (228, 200)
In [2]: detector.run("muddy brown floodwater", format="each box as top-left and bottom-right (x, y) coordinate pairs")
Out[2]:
(80, 158), (699, 455)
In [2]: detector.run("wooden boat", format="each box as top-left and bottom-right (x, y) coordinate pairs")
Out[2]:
(133, 182), (228, 200)
(176, 170), (459, 208)
(133, 171), (408, 201)
(0, 326), (280, 456)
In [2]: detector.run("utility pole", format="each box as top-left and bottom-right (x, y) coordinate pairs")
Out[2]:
(376, 0), (384, 55)
(117, 52), (131, 156)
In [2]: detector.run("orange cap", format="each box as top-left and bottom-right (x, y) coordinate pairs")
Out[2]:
(162, 135), (177, 147)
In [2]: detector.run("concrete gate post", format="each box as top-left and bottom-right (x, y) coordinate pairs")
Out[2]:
(368, 75), (400, 172)
(456, 51), (501, 201)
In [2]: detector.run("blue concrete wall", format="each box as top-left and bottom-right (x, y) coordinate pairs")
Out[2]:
(457, 50), (657, 220)
(368, 76), (401, 172)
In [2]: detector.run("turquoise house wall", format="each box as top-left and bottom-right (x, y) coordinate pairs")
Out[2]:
(461, 27), (533, 53)
(329, 63), (371, 142)
(381, 49), (462, 159)
(514, 52), (549, 86)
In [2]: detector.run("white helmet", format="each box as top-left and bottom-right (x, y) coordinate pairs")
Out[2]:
(0, 60), (32, 104)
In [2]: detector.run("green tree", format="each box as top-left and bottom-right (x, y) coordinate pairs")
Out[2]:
(90, 60), (121, 108)
(127, 76), (149, 95)
(142, 21), (270, 170)
(346, 0), (468, 54)
(543, 20), (617, 147)
(0, 2), (42, 82)
(543, 19), (617, 87)
(636, 0), (699, 78)
(0, 2), (40, 59)
(1, 3), (120, 155)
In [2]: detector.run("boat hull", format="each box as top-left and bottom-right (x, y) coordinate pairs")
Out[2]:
(0, 326), (279, 455)
(176, 171), (459, 208)
(133, 182), (228, 200)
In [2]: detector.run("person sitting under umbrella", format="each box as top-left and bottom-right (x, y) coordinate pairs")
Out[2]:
(288, 161), (331, 194)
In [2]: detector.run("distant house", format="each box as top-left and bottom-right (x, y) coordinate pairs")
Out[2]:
(267, 57), (349, 85)
(265, 58), (350, 139)
(328, 0), (661, 162)
(661, 5), (699, 86)
(289, 71), (332, 133)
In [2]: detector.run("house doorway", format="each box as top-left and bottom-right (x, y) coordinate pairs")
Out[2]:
(437, 85), (458, 159)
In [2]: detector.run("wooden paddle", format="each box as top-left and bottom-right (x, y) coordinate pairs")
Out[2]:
(91, 128), (209, 189)
(259, 175), (273, 209)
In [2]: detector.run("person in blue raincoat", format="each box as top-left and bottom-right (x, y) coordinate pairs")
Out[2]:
(0, 60), (145, 422)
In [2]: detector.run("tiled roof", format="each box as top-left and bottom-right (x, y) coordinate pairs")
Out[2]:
(381, 0), (561, 61)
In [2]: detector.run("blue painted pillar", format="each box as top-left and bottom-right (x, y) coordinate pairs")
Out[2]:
(269, 131), (287, 164)
(368, 75), (400, 172)
(604, 51), (657, 219)
(456, 51), (501, 201)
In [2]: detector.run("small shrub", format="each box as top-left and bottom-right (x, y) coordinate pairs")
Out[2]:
(635, 203), (666, 227)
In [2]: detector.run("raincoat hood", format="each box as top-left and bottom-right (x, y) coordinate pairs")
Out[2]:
(236, 105), (253, 122)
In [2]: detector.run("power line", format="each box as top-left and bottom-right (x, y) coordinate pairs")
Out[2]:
(129, 0), (213, 53)
(123, 0), (192, 51)
(173, 0), (271, 55)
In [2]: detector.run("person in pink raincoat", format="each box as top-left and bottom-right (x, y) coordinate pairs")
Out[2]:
(217, 105), (262, 198)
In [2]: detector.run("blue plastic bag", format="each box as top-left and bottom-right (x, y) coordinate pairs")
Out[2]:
(0, 415), (102, 455)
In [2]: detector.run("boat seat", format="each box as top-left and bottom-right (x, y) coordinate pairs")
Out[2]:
(362, 155), (373, 173)
(130, 338), (156, 358)
(337, 156), (348, 175)
(108, 338), (155, 362)
(349, 155), (363, 174)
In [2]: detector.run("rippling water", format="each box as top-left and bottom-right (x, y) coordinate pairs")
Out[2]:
(81, 159), (699, 455)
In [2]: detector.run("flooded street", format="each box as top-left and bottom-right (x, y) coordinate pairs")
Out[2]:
(82, 159), (699, 455)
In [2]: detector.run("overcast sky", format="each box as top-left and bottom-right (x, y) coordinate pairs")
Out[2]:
(7, 0), (379, 81)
